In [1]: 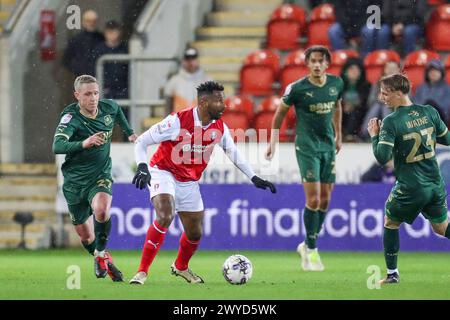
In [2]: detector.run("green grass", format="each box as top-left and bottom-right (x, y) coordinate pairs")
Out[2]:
(0, 249), (449, 300)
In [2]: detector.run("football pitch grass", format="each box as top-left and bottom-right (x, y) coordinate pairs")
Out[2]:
(1, 249), (450, 300)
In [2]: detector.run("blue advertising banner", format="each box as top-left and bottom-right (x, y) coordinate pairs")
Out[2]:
(108, 184), (450, 251)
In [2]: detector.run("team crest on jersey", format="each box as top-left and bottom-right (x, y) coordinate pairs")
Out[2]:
(182, 144), (191, 152)
(329, 87), (338, 96)
(60, 114), (72, 124)
(104, 115), (112, 125)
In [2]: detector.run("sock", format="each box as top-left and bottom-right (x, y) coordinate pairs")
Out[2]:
(303, 207), (318, 249)
(82, 239), (96, 255)
(387, 268), (399, 275)
(317, 209), (327, 235)
(445, 224), (450, 239)
(174, 233), (200, 271)
(138, 220), (167, 274)
(383, 227), (399, 271)
(94, 218), (111, 252)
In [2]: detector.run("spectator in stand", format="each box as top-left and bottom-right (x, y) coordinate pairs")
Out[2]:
(360, 61), (400, 141)
(414, 59), (450, 123)
(63, 9), (104, 77)
(340, 57), (371, 141)
(361, 160), (395, 183)
(381, 0), (429, 56)
(164, 47), (212, 114)
(328, 0), (387, 57)
(93, 20), (129, 99)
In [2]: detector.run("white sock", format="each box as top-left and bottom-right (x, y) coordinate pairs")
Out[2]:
(387, 268), (399, 275)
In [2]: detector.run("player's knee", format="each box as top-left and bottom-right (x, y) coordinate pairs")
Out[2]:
(92, 203), (109, 220)
(384, 216), (400, 229)
(306, 197), (320, 210)
(185, 228), (202, 241)
(156, 212), (174, 228)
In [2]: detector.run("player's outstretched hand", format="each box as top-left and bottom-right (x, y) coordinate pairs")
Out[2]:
(82, 132), (105, 149)
(132, 163), (151, 189)
(251, 176), (277, 193)
(128, 134), (138, 143)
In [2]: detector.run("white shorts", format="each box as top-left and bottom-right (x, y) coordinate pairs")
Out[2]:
(148, 167), (204, 212)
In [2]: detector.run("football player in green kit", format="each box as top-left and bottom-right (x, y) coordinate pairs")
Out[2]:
(266, 46), (344, 271)
(53, 75), (137, 281)
(368, 74), (450, 284)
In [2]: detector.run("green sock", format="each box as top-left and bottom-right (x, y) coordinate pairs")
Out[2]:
(445, 224), (450, 239)
(383, 227), (399, 270)
(94, 218), (112, 252)
(82, 239), (97, 255)
(303, 207), (318, 249)
(317, 209), (327, 234)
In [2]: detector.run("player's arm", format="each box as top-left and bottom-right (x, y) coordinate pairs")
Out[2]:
(333, 98), (343, 154)
(113, 102), (137, 142)
(367, 118), (393, 165)
(265, 98), (290, 160)
(132, 114), (180, 189)
(432, 108), (450, 146)
(52, 114), (105, 154)
(221, 124), (276, 193)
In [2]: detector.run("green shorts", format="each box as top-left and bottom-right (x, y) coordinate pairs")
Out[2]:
(62, 176), (113, 225)
(385, 183), (448, 225)
(296, 149), (336, 183)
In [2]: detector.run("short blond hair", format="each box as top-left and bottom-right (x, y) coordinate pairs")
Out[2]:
(74, 75), (97, 91)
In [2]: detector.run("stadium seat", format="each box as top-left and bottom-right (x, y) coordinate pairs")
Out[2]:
(328, 50), (360, 76)
(224, 95), (255, 123)
(403, 50), (441, 93)
(257, 95), (282, 113)
(307, 3), (335, 47)
(363, 50), (401, 84)
(280, 107), (296, 142)
(253, 111), (275, 142)
(220, 111), (251, 142)
(445, 55), (450, 84)
(240, 50), (280, 96)
(267, 4), (307, 50)
(279, 49), (308, 94)
(426, 4), (450, 51)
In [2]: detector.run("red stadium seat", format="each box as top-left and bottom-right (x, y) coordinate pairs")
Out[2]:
(307, 3), (335, 47)
(224, 95), (255, 122)
(428, 0), (446, 6)
(280, 107), (296, 142)
(240, 50), (280, 96)
(328, 50), (360, 76)
(445, 55), (450, 84)
(426, 4), (450, 51)
(267, 4), (307, 50)
(253, 111), (275, 142)
(257, 95), (282, 113)
(221, 111), (251, 142)
(279, 49), (308, 94)
(403, 50), (441, 93)
(363, 50), (401, 84)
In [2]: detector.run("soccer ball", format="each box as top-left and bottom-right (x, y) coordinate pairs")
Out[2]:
(222, 254), (253, 285)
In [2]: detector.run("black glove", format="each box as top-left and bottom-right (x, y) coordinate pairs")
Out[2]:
(132, 163), (151, 190)
(251, 176), (277, 193)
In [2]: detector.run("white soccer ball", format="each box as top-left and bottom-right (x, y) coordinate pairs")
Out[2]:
(222, 254), (253, 285)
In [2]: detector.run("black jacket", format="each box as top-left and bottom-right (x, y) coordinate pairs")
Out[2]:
(382, 0), (428, 27)
(63, 30), (104, 76)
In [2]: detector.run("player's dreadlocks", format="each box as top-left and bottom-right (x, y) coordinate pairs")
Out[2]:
(197, 81), (224, 99)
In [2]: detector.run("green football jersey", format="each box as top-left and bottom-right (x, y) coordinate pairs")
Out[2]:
(53, 99), (134, 186)
(282, 74), (344, 153)
(379, 104), (448, 189)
